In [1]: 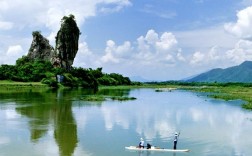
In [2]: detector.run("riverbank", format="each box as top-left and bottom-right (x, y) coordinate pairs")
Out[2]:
(1, 81), (252, 110)
(0, 80), (46, 86)
(179, 85), (252, 110)
(100, 84), (252, 110)
(0, 80), (48, 91)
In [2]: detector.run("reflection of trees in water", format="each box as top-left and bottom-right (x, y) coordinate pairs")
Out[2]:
(6, 88), (82, 156)
(14, 108), (48, 141)
(97, 88), (131, 97)
(0, 88), (130, 156)
(54, 102), (77, 156)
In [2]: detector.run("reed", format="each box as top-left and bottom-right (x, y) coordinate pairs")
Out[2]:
(182, 85), (252, 110)
(81, 95), (136, 102)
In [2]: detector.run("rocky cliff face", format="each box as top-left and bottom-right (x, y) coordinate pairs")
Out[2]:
(27, 31), (54, 61)
(27, 15), (80, 71)
(52, 15), (80, 70)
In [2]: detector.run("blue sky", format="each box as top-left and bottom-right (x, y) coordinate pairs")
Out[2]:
(1, 0), (252, 81)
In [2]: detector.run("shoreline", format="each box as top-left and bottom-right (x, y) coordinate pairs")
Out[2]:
(1, 81), (251, 110)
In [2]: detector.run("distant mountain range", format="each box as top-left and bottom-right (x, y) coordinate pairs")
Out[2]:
(186, 61), (252, 83)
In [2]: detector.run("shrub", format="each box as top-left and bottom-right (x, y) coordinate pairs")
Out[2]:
(41, 78), (58, 88)
(62, 73), (79, 87)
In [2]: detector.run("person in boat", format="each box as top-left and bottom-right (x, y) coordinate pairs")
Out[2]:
(147, 143), (152, 149)
(173, 132), (179, 150)
(139, 138), (144, 148)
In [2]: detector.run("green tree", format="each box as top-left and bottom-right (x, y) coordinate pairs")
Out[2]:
(0, 64), (17, 80)
(97, 74), (117, 86)
(109, 73), (131, 85)
(62, 73), (78, 87)
(89, 68), (103, 79)
(70, 67), (98, 89)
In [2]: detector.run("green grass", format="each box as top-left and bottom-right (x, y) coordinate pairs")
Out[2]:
(81, 95), (137, 102)
(81, 95), (106, 101)
(0, 80), (47, 86)
(181, 85), (252, 110)
(0, 80), (48, 91)
(110, 96), (137, 101)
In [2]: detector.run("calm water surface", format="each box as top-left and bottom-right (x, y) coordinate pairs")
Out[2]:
(0, 88), (252, 156)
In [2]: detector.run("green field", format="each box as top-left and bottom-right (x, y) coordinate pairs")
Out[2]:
(0, 80), (48, 91)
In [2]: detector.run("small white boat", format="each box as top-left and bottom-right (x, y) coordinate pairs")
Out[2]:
(125, 146), (190, 152)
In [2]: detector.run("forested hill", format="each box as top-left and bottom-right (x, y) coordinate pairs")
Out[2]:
(186, 61), (252, 83)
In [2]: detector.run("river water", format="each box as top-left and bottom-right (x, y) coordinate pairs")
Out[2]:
(0, 88), (251, 156)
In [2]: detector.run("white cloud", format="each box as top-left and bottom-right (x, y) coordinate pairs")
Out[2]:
(189, 46), (229, 66)
(136, 36), (153, 61)
(156, 32), (178, 51)
(92, 29), (187, 80)
(79, 42), (93, 56)
(0, 0), (132, 66)
(5, 109), (21, 119)
(99, 0), (132, 13)
(0, 1), (9, 11)
(190, 51), (205, 65)
(224, 6), (252, 39)
(73, 41), (100, 68)
(0, 0), (45, 30)
(145, 29), (159, 45)
(190, 108), (204, 122)
(135, 29), (181, 65)
(176, 49), (186, 62)
(208, 46), (221, 61)
(0, 0), (132, 32)
(101, 50), (119, 63)
(98, 29), (183, 68)
(1, 45), (25, 65)
(226, 39), (252, 63)
(101, 40), (132, 63)
(0, 21), (13, 30)
(6, 45), (24, 57)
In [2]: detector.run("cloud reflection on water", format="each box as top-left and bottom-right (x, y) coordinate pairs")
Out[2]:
(74, 89), (252, 155)
(1, 88), (252, 156)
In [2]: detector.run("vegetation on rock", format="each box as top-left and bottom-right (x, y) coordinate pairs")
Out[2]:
(27, 31), (54, 61)
(53, 14), (80, 70)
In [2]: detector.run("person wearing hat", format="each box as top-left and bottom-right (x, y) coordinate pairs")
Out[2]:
(173, 132), (179, 150)
(139, 138), (144, 148)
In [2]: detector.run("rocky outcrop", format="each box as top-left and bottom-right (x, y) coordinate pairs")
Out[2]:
(27, 31), (54, 61)
(27, 15), (80, 71)
(52, 15), (80, 71)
